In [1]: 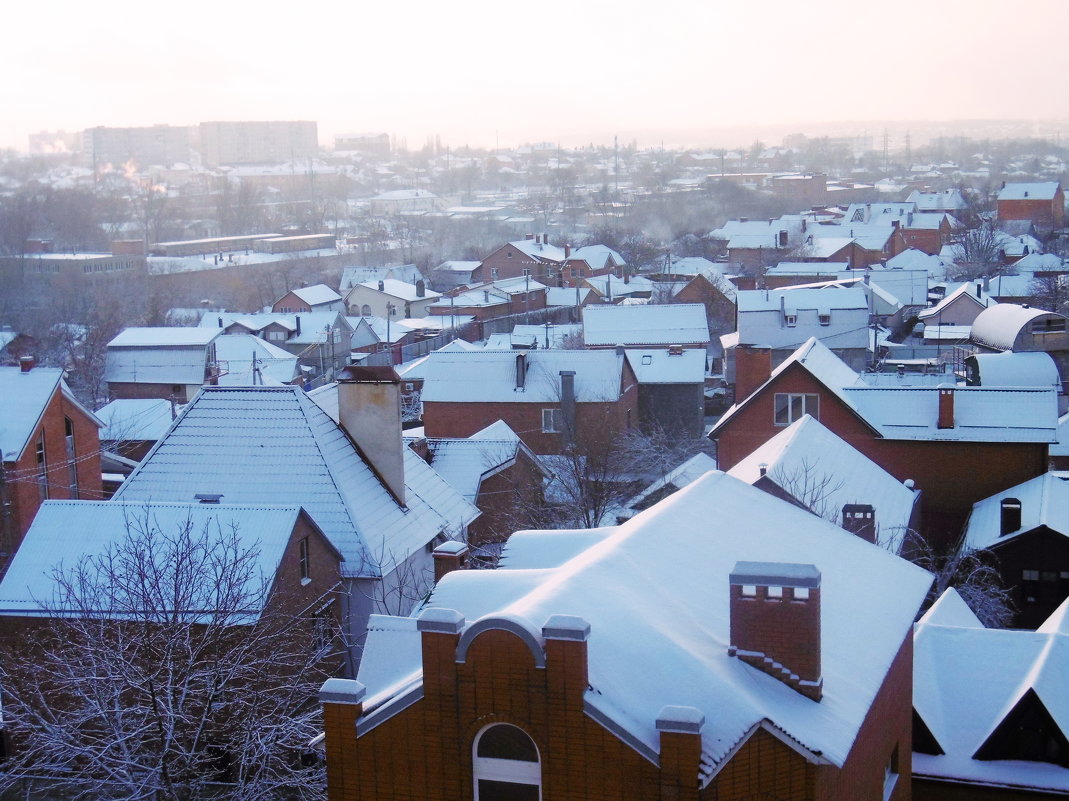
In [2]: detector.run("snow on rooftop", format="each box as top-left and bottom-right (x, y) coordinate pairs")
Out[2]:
(291, 284), (342, 306)
(114, 386), (477, 578)
(727, 415), (917, 550)
(970, 304), (1058, 351)
(108, 327), (220, 348)
(0, 501), (305, 619)
(420, 350), (624, 404)
(998, 181), (1062, 201)
(96, 398), (179, 442)
(582, 303), (709, 346)
(625, 349), (706, 384)
(914, 593), (1069, 793)
(366, 471), (930, 776)
(359, 278), (441, 301)
(0, 366), (63, 461)
(964, 472), (1069, 550)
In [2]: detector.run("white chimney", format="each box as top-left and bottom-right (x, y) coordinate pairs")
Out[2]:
(337, 366), (406, 505)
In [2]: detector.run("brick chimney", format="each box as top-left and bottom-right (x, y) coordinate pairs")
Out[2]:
(336, 365), (406, 505)
(542, 615), (590, 713)
(733, 345), (772, 402)
(19, 355), (35, 373)
(319, 678), (366, 799)
(841, 503), (876, 543)
(656, 705), (704, 800)
(937, 385), (954, 429)
(728, 561), (822, 701)
(515, 351), (527, 391)
(559, 370), (576, 446)
(433, 540), (470, 582)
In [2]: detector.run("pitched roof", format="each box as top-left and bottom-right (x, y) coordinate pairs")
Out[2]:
(582, 303), (709, 347)
(357, 279), (441, 302)
(727, 415), (917, 550)
(421, 422), (545, 502)
(113, 386), (477, 578)
(616, 452), (718, 521)
(0, 500), (312, 619)
(914, 592), (1069, 793)
(212, 333), (299, 386)
(96, 398), (179, 442)
(420, 350), (625, 404)
(916, 283), (995, 320)
(359, 471), (931, 779)
(964, 472), (1069, 549)
(624, 348), (706, 383)
(291, 284), (342, 306)
(998, 181), (1062, 201)
(107, 327), (220, 348)
(0, 367), (65, 461)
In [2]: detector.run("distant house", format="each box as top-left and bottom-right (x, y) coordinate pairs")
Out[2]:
(917, 282), (996, 329)
(345, 278), (440, 320)
(997, 181), (1065, 235)
(625, 347), (706, 437)
(318, 470), (931, 801)
(712, 338), (1057, 544)
(96, 398), (179, 461)
(0, 360), (103, 557)
(272, 283), (345, 314)
(475, 235), (567, 285)
(212, 333), (300, 386)
(726, 414), (920, 550)
(427, 278), (547, 323)
(913, 589), (1069, 797)
(614, 451), (717, 523)
(582, 303), (710, 350)
(112, 372), (479, 669)
(963, 472), (1069, 628)
(412, 420), (552, 547)
(368, 189), (442, 216)
(104, 327), (222, 403)
(731, 286), (870, 374)
(971, 304), (1069, 398)
(338, 265), (427, 293)
(420, 349), (638, 455)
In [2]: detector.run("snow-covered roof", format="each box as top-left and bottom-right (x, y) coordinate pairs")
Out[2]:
(420, 350), (624, 404)
(359, 471), (931, 778)
(96, 398), (178, 442)
(105, 334), (215, 386)
(291, 283), (342, 307)
(916, 282), (994, 320)
(966, 351), (1060, 390)
(108, 327), (220, 348)
(508, 324), (582, 350)
(913, 592), (1069, 793)
(582, 274), (654, 299)
(625, 348), (706, 384)
(422, 422), (543, 503)
(340, 265), (426, 290)
(616, 452), (718, 521)
(998, 181), (1062, 201)
(0, 501), (310, 619)
(509, 239), (567, 262)
(358, 278), (441, 302)
(970, 304), (1058, 351)
(736, 286), (868, 314)
(727, 415), (917, 550)
(0, 367), (64, 461)
(582, 303), (709, 347)
(964, 472), (1069, 549)
(765, 262), (849, 276)
(114, 386), (478, 578)
(212, 333), (299, 386)
(202, 311), (347, 345)
(568, 244), (626, 269)
(545, 286), (594, 306)
(1013, 252), (1066, 273)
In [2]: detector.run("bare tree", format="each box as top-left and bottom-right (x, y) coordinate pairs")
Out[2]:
(0, 509), (334, 801)
(948, 217), (1003, 280)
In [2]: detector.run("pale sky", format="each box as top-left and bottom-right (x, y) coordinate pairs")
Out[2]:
(4, 0), (1068, 152)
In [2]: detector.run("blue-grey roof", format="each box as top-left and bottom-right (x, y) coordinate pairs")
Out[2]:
(0, 500), (306, 618)
(114, 386), (478, 578)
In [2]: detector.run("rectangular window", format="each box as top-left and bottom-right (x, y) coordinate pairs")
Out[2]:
(784, 314), (797, 327)
(313, 603), (335, 652)
(64, 417), (78, 498)
(884, 745), (899, 801)
(490, 268), (499, 280)
(299, 537), (310, 583)
(541, 408), (562, 433)
(1033, 318), (1066, 334)
(818, 313), (831, 326)
(1022, 569), (1040, 603)
(35, 435), (47, 501)
(774, 393), (819, 426)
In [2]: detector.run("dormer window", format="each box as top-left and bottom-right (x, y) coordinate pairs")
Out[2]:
(784, 314), (797, 327)
(818, 313), (831, 326)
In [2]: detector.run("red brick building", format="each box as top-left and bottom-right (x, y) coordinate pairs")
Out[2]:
(712, 339), (1056, 545)
(997, 182), (1066, 235)
(0, 360), (103, 560)
(474, 237), (624, 288)
(421, 350), (638, 455)
(318, 471), (932, 801)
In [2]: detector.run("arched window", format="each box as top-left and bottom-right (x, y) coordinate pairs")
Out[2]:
(473, 724), (540, 801)
(360, 304), (372, 317)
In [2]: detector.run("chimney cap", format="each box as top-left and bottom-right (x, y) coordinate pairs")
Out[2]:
(416, 607), (465, 634)
(433, 539), (469, 557)
(730, 561), (820, 588)
(655, 706), (705, 734)
(542, 614), (590, 642)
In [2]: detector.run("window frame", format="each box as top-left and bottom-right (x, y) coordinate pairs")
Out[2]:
(773, 393), (819, 426)
(541, 408), (563, 434)
(473, 724), (541, 801)
(299, 537), (311, 584)
(64, 417), (78, 497)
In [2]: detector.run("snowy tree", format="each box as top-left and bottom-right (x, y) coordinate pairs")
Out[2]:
(0, 509), (335, 801)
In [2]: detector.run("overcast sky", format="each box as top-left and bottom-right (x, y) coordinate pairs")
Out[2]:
(5, 0), (1067, 152)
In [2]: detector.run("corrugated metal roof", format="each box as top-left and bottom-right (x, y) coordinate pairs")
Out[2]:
(114, 386), (477, 578)
(0, 500), (304, 616)
(582, 303), (709, 346)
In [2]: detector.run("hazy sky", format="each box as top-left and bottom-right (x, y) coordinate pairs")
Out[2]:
(5, 0), (1068, 152)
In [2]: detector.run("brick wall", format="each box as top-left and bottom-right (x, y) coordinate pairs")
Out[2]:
(5, 386), (102, 554)
(706, 727), (816, 800)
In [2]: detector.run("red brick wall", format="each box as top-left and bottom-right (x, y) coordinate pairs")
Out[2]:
(467, 455), (546, 546)
(476, 244), (557, 285)
(816, 633), (913, 801)
(5, 386), (102, 554)
(706, 727), (816, 800)
(998, 192), (1066, 231)
(730, 584), (821, 691)
(272, 291), (312, 313)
